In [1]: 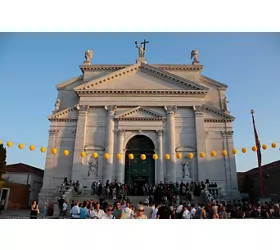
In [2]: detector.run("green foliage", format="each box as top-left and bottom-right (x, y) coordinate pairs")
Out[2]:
(0, 144), (7, 180)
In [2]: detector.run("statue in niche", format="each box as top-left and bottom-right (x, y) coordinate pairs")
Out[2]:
(55, 99), (60, 111)
(88, 156), (98, 177)
(181, 158), (191, 179)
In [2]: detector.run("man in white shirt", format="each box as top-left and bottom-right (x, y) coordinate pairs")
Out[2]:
(92, 202), (105, 219)
(182, 205), (191, 219)
(70, 201), (80, 219)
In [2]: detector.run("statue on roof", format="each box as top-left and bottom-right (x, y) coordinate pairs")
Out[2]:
(191, 49), (200, 65)
(135, 39), (149, 58)
(223, 96), (229, 112)
(84, 49), (93, 65)
(55, 99), (60, 111)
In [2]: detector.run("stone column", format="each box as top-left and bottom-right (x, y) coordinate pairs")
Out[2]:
(116, 130), (125, 183)
(164, 105), (177, 182)
(193, 106), (207, 181)
(103, 105), (117, 183)
(156, 130), (164, 183)
(71, 105), (89, 181)
(223, 131), (239, 196)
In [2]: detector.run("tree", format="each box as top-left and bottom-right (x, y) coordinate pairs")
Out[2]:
(0, 143), (7, 180)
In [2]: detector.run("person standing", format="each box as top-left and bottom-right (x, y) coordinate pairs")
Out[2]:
(156, 200), (171, 219)
(30, 200), (39, 219)
(143, 199), (153, 219)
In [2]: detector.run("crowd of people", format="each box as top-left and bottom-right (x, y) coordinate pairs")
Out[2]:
(65, 197), (280, 219)
(90, 179), (218, 205)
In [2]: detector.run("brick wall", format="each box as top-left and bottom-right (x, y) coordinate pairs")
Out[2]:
(0, 181), (30, 209)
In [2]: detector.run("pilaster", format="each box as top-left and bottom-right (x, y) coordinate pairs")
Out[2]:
(156, 130), (164, 183)
(116, 130), (125, 183)
(164, 105), (177, 182)
(41, 129), (60, 189)
(222, 131), (239, 196)
(71, 105), (89, 182)
(193, 105), (207, 181)
(103, 105), (117, 182)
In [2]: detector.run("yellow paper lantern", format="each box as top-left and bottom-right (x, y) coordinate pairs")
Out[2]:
(0, 140), (2, 145)
(232, 149), (238, 155)
(199, 152), (205, 158)
(152, 154), (158, 160)
(262, 144), (268, 150)
(252, 146), (257, 152)
(141, 154), (146, 160)
(7, 141), (13, 147)
(221, 150), (227, 156)
(18, 143), (24, 149)
(188, 153), (194, 159)
(128, 153), (134, 160)
(80, 151), (86, 157)
(64, 150), (69, 156)
(92, 152), (98, 159)
(52, 148), (57, 154)
(271, 143), (277, 148)
(211, 151), (216, 157)
(29, 145), (35, 151)
(41, 147), (47, 153)
(242, 148), (247, 153)
(116, 153), (122, 160)
(165, 154), (170, 160)
(104, 153), (109, 159)
(176, 153), (182, 159)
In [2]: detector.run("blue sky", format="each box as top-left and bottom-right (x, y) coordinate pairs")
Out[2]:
(0, 32), (279, 172)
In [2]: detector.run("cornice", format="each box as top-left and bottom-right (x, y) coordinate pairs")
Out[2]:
(116, 117), (165, 121)
(116, 106), (164, 119)
(140, 64), (207, 91)
(203, 105), (235, 121)
(79, 64), (203, 72)
(75, 63), (208, 92)
(56, 75), (83, 90)
(75, 89), (207, 97)
(200, 75), (228, 88)
(49, 118), (78, 122)
(48, 105), (78, 121)
(204, 118), (233, 123)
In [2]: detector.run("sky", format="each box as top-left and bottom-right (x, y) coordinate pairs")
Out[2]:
(0, 32), (279, 172)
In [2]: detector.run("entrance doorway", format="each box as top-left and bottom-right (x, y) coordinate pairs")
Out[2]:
(0, 188), (10, 211)
(125, 135), (155, 195)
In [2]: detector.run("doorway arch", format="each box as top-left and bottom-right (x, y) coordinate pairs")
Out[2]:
(125, 135), (155, 190)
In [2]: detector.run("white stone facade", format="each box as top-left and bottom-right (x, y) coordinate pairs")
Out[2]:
(39, 59), (240, 203)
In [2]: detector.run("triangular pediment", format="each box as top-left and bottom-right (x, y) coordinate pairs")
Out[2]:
(74, 63), (208, 93)
(203, 105), (235, 122)
(115, 107), (165, 121)
(48, 106), (78, 122)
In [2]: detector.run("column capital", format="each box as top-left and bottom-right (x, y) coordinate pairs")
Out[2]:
(156, 130), (163, 137)
(77, 105), (89, 116)
(164, 105), (177, 115)
(49, 129), (60, 136)
(221, 131), (234, 138)
(117, 130), (125, 137)
(105, 105), (117, 115)
(193, 105), (205, 117)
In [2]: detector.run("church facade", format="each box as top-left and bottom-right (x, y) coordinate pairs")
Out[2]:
(39, 47), (240, 202)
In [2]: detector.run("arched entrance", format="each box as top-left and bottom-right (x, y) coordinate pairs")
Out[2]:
(125, 135), (155, 195)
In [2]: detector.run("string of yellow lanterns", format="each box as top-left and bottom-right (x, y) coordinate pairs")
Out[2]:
(0, 139), (278, 159)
